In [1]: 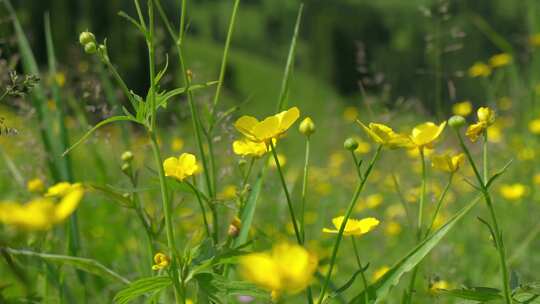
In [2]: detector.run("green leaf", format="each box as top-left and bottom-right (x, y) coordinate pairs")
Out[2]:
(156, 81), (218, 109)
(437, 287), (502, 301)
(63, 115), (140, 156)
(195, 273), (270, 303)
(486, 159), (513, 189)
(330, 265), (370, 298)
(113, 276), (171, 304)
(234, 165), (267, 246)
(4, 248), (129, 285)
(349, 196), (482, 303)
(513, 292), (540, 303)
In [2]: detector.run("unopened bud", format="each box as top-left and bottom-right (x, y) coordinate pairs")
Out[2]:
(84, 42), (97, 54)
(121, 151), (134, 162)
(228, 217), (242, 238)
(344, 137), (359, 151)
(299, 117), (316, 137)
(121, 163), (130, 173)
(79, 31), (95, 45)
(448, 115), (466, 129)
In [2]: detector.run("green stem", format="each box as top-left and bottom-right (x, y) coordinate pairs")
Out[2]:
(241, 157), (255, 187)
(317, 145), (382, 304)
(300, 137), (311, 243)
(425, 173), (453, 237)
(351, 237), (369, 304)
(269, 140), (301, 244)
(149, 132), (182, 303)
(186, 179), (212, 241)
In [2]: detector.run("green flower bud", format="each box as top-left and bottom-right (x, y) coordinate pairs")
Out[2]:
(344, 137), (359, 151)
(84, 42), (97, 54)
(79, 31), (95, 45)
(121, 163), (131, 173)
(121, 151), (134, 162)
(299, 117), (316, 137)
(448, 115), (466, 129)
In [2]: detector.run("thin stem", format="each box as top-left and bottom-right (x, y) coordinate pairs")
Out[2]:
(417, 147), (427, 240)
(317, 145), (382, 304)
(351, 151), (364, 181)
(425, 173), (454, 237)
(269, 140), (301, 244)
(241, 157), (255, 187)
(300, 138), (311, 243)
(483, 130), (489, 183)
(149, 132), (182, 303)
(186, 179), (211, 240)
(351, 237), (369, 304)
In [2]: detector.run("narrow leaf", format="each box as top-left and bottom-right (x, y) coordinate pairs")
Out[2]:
(113, 276), (171, 304)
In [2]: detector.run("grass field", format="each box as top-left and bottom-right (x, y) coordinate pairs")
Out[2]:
(2, 0), (540, 303)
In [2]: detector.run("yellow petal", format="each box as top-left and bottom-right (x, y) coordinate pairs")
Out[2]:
(54, 187), (84, 222)
(277, 107), (300, 132)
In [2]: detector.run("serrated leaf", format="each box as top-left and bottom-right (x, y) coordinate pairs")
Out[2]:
(114, 276), (171, 304)
(349, 196), (482, 303)
(5, 248), (129, 285)
(63, 115), (140, 156)
(437, 287), (502, 301)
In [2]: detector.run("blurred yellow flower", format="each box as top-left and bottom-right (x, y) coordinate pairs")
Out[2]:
(219, 184), (237, 200)
(430, 280), (450, 293)
(384, 221), (402, 236)
(163, 153), (199, 181)
(239, 243), (317, 295)
(0, 184), (84, 230)
(499, 183), (527, 201)
(498, 96), (512, 111)
(151, 252), (170, 270)
(233, 138), (269, 157)
(46, 182), (83, 197)
(431, 152), (465, 173)
(534, 173), (540, 185)
(410, 121), (446, 148)
(530, 33), (540, 47)
(468, 62), (491, 77)
(171, 137), (184, 151)
(268, 153), (287, 168)
(452, 101), (473, 116)
(355, 139), (372, 154)
(489, 53), (512, 68)
(323, 216), (379, 236)
(343, 106), (359, 122)
(407, 147), (434, 159)
(27, 178), (45, 193)
(357, 121), (411, 149)
(529, 119), (540, 134)
(234, 107), (300, 143)
(487, 125), (502, 143)
(372, 266), (390, 282)
(466, 107), (495, 142)
(55, 72), (66, 87)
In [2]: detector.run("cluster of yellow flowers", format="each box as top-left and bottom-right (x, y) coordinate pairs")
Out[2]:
(468, 53), (512, 78)
(0, 182), (84, 230)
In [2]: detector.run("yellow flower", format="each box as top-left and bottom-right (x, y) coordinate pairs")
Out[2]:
(430, 280), (450, 294)
(232, 138), (269, 157)
(372, 266), (390, 282)
(323, 216), (379, 236)
(530, 33), (540, 47)
(534, 173), (540, 186)
(384, 221), (402, 236)
(499, 184), (527, 201)
(0, 185), (84, 230)
(171, 137), (184, 151)
(357, 121), (412, 149)
(410, 122), (446, 148)
(468, 62), (491, 77)
(218, 184), (237, 200)
(163, 153), (199, 181)
(343, 106), (359, 122)
(489, 53), (512, 68)
(239, 243), (317, 295)
(431, 152), (465, 173)
(452, 101), (473, 117)
(498, 96), (512, 110)
(55, 72), (66, 87)
(152, 252), (170, 270)
(46, 182), (83, 197)
(529, 119), (540, 134)
(234, 107), (300, 143)
(27, 178), (45, 193)
(466, 107), (496, 142)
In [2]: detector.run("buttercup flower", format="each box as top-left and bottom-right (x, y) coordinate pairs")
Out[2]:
(232, 138), (269, 157)
(322, 216), (379, 236)
(468, 62), (491, 78)
(499, 184), (527, 201)
(152, 252), (170, 270)
(452, 101), (473, 117)
(46, 182), (83, 197)
(357, 121), (412, 149)
(239, 243), (317, 296)
(0, 184), (84, 230)
(431, 152), (465, 173)
(410, 121), (446, 148)
(234, 107), (300, 143)
(529, 119), (540, 134)
(27, 178), (45, 193)
(489, 53), (512, 68)
(466, 107), (496, 142)
(163, 153), (199, 181)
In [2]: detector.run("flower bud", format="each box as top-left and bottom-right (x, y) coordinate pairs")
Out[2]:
(79, 31), (95, 45)
(238, 159), (247, 168)
(227, 217), (242, 238)
(84, 42), (97, 54)
(344, 137), (359, 151)
(448, 115), (466, 129)
(121, 163), (130, 173)
(299, 117), (316, 137)
(121, 151), (134, 162)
